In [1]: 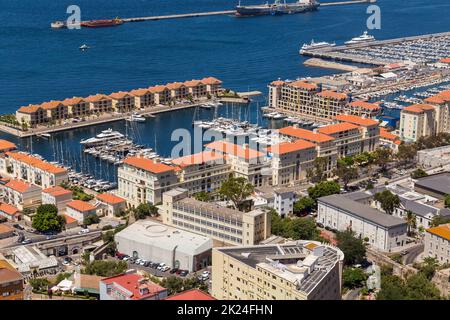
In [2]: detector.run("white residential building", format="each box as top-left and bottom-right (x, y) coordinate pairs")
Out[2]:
(424, 223), (450, 264)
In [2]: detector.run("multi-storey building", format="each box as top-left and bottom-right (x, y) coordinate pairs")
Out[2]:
(42, 186), (73, 211)
(399, 104), (436, 142)
(3, 151), (68, 188)
(161, 188), (271, 246)
(318, 122), (363, 158)
(379, 128), (401, 152)
(424, 223), (450, 264)
(424, 90), (450, 133)
(66, 200), (97, 223)
(15, 77), (222, 128)
(344, 100), (382, 118)
(1, 179), (42, 211)
(334, 114), (380, 153)
(95, 193), (126, 217)
(0, 259), (24, 300)
(317, 194), (407, 252)
(211, 241), (344, 300)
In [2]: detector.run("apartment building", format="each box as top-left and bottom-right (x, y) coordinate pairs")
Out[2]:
(41, 186), (73, 211)
(0, 259), (24, 300)
(344, 100), (382, 118)
(66, 200), (97, 223)
(379, 128), (401, 152)
(95, 193), (126, 217)
(318, 122), (363, 158)
(424, 90), (450, 133)
(161, 188), (271, 246)
(317, 194), (407, 252)
(3, 151), (68, 188)
(399, 104), (436, 142)
(16, 77), (222, 128)
(118, 151), (230, 207)
(0, 202), (21, 222)
(424, 223), (450, 264)
(211, 241), (344, 300)
(267, 139), (317, 186)
(1, 179), (42, 211)
(334, 114), (380, 153)
(204, 141), (271, 187)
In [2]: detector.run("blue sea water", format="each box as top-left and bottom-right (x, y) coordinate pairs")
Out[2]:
(1, 0), (450, 180)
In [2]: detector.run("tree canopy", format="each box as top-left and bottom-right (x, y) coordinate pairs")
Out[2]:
(270, 210), (322, 241)
(134, 203), (159, 220)
(374, 190), (400, 215)
(342, 267), (368, 289)
(293, 197), (315, 216)
(83, 260), (128, 277)
(411, 168), (428, 179)
(307, 180), (341, 202)
(193, 191), (212, 202)
(334, 159), (359, 189)
(336, 230), (366, 266)
(218, 176), (254, 211)
(32, 204), (65, 233)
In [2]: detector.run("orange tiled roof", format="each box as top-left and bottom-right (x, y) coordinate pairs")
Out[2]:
(204, 141), (264, 160)
(17, 105), (42, 114)
(166, 82), (185, 90)
(379, 128), (399, 142)
(6, 152), (67, 174)
(267, 139), (316, 155)
(43, 186), (72, 197)
(64, 214), (77, 224)
(317, 90), (347, 100)
(201, 77), (222, 85)
(62, 97), (85, 106)
(109, 91), (131, 100)
(349, 100), (381, 111)
(5, 179), (31, 193)
(426, 223), (450, 241)
(67, 200), (96, 212)
(439, 57), (450, 64)
(0, 140), (16, 152)
(334, 114), (379, 127)
(148, 85), (167, 93)
(123, 156), (175, 174)
(318, 122), (360, 135)
(129, 88), (150, 97)
(402, 104), (435, 114)
(41, 101), (63, 110)
(424, 96), (446, 104)
(96, 193), (126, 205)
(85, 94), (111, 103)
(0, 224), (14, 233)
(0, 202), (20, 216)
(289, 80), (317, 90)
(278, 126), (334, 143)
(164, 289), (215, 300)
(172, 151), (225, 167)
(437, 90), (450, 100)
(270, 80), (285, 86)
(184, 80), (203, 87)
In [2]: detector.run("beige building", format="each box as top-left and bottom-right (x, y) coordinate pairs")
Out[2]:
(425, 223), (450, 264)
(95, 193), (126, 217)
(161, 188), (271, 246)
(1, 179), (42, 211)
(42, 186), (73, 211)
(334, 114), (380, 153)
(399, 104), (436, 142)
(66, 200), (97, 223)
(318, 122), (364, 158)
(211, 241), (344, 300)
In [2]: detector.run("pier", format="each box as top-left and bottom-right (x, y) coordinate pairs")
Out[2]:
(303, 58), (360, 71)
(51, 0), (375, 28)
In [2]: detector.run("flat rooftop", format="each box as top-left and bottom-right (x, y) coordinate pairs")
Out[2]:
(415, 172), (450, 195)
(319, 194), (406, 228)
(217, 241), (343, 295)
(115, 220), (212, 256)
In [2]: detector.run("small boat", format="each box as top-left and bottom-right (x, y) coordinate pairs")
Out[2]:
(79, 44), (90, 50)
(345, 31), (376, 45)
(38, 133), (51, 138)
(51, 21), (66, 29)
(126, 113), (146, 122)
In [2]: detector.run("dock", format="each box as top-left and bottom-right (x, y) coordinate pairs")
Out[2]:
(51, 0), (375, 28)
(303, 58), (359, 71)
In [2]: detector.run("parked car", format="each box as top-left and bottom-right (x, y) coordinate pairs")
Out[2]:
(139, 260), (147, 266)
(122, 255), (130, 261)
(78, 228), (89, 235)
(21, 239), (32, 245)
(151, 263), (159, 269)
(176, 269), (183, 275)
(13, 224), (25, 230)
(161, 266), (170, 272)
(170, 268), (179, 274)
(116, 252), (126, 259)
(157, 263), (166, 271)
(144, 261), (152, 267)
(317, 222), (324, 228)
(400, 250), (409, 256)
(201, 271), (210, 278)
(179, 270), (188, 277)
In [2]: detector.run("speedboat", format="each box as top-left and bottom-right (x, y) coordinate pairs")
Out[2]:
(79, 44), (90, 50)
(126, 113), (146, 122)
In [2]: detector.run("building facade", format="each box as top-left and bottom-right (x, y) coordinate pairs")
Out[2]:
(424, 223), (450, 264)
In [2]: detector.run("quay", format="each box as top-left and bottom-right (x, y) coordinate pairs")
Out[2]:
(303, 58), (359, 71)
(51, 0), (375, 28)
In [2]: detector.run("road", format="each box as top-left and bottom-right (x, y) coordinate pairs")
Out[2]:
(403, 244), (424, 265)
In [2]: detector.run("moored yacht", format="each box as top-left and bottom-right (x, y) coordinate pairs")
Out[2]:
(345, 31), (376, 45)
(300, 40), (336, 53)
(80, 128), (125, 147)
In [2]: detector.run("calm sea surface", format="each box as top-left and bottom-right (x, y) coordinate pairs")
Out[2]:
(1, 0), (450, 180)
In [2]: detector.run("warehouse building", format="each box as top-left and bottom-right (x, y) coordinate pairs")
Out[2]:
(115, 220), (212, 272)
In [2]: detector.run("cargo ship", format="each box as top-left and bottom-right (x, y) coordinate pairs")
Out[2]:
(80, 18), (123, 28)
(235, 0), (319, 16)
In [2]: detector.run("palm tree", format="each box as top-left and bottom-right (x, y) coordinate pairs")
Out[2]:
(404, 210), (416, 236)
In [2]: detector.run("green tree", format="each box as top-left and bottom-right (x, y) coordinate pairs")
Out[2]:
(307, 180), (341, 203)
(334, 159), (358, 189)
(343, 267), (368, 289)
(32, 204), (65, 233)
(373, 147), (393, 171)
(445, 194), (450, 209)
(397, 144), (417, 167)
(133, 203), (159, 220)
(374, 190), (400, 215)
(83, 260), (127, 277)
(193, 192), (212, 202)
(376, 274), (406, 300)
(218, 176), (254, 211)
(419, 257), (439, 280)
(83, 214), (100, 225)
(430, 214), (450, 227)
(336, 230), (366, 266)
(404, 210), (416, 236)
(411, 168), (428, 179)
(287, 217), (320, 240)
(293, 197), (315, 216)
(404, 272), (441, 300)
(307, 157), (328, 183)
(29, 278), (50, 292)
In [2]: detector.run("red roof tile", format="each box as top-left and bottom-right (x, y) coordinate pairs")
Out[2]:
(267, 139), (316, 155)
(101, 273), (166, 300)
(67, 200), (96, 212)
(318, 122), (360, 135)
(171, 151), (225, 167)
(0, 203), (20, 216)
(96, 193), (126, 205)
(204, 141), (264, 160)
(164, 289), (215, 300)
(123, 157), (175, 174)
(278, 126), (334, 143)
(334, 114), (379, 127)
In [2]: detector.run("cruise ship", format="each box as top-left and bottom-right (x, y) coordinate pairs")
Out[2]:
(300, 40), (335, 53)
(80, 128), (125, 147)
(345, 31), (376, 45)
(235, 0), (319, 17)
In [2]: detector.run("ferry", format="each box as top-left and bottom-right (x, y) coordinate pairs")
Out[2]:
(345, 31), (376, 45)
(80, 128), (125, 147)
(235, 0), (319, 17)
(300, 40), (336, 53)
